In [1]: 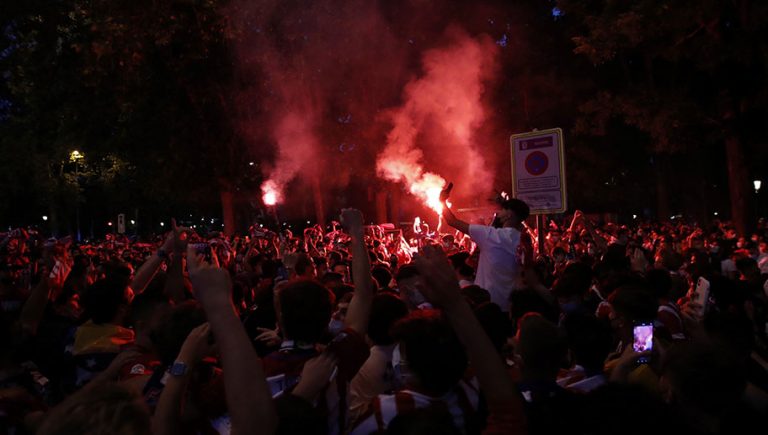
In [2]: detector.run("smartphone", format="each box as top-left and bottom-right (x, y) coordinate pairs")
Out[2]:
(633, 322), (653, 364)
(692, 277), (710, 317)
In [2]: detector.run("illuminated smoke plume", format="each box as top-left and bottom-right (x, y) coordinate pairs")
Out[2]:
(377, 29), (498, 213)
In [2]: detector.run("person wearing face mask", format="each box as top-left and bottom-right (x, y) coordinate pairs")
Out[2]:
(439, 183), (530, 312)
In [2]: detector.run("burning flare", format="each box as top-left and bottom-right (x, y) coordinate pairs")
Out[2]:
(261, 180), (280, 206)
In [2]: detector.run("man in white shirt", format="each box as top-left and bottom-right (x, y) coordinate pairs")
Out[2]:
(439, 184), (530, 311)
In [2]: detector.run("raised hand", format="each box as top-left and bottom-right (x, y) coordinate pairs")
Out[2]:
(413, 244), (461, 308)
(439, 182), (454, 202)
(178, 323), (215, 366)
(292, 351), (339, 401)
(162, 218), (192, 254)
(340, 208), (364, 233)
(186, 244), (233, 312)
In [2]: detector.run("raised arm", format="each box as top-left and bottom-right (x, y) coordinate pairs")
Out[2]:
(439, 182), (470, 235)
(186, 245), (276, 435)
(340, 208), (374, 336)
(415, 245), (526, 433)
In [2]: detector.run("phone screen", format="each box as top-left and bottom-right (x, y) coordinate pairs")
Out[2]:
(633, 323), (653, 363)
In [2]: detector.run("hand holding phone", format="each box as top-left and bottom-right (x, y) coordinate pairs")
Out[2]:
(632, 322), (653, 364)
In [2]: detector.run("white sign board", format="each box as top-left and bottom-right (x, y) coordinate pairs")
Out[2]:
(117, 214), (126, 234)
(510, 128), (567, 214)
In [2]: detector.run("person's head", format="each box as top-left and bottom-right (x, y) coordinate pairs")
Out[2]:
(561, 313), (613, 375)
(37, 382), (151, 435)
(607, 284), (658, 340)
(552, 262), (593, 312)
(332, 261), (350, 283)
(81, 276), (133, 325)
(515, 313), (568, 381)
(127, 291), (170, 338)
(391, 310), (467, 396)
(496, 198), (530, 228)
(456, 263), (474, 281)
(460, 285), (491, 308)
(276, 279), (334, 344)
(320, 271), (344, 293)
(395, 264), (426, 310)
(367, 293), (409, 346)
(153, 301), (207, 365)
(660, 340), (746, 419)
(313, 256), (328, 276)
(293, 253), (316, 280)
(371, 265), (393, 291)
(474, 302), (512, 354)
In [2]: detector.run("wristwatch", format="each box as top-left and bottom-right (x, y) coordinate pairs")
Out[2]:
(168, 361), (189, 377)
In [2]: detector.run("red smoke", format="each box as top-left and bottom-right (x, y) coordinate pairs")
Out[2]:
(377, 29), (498, 215)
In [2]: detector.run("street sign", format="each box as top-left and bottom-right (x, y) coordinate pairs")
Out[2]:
(510, 128), (567, 214)
(117, 214), (126, 234)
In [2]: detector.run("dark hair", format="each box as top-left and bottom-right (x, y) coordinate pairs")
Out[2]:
(501, 198), (530, 221)
(293, 253), (314, 276)
(516, 313), (567, 378)
(385, 407), (462, 435)
(395, 264), (419, 283)
(474, 302), (512, 353)
(320, 272), (343, 286)
(153, 301), (207, 365)
(37, 382), (151, 435)
(367, 293), (408, 346)
(127, 291), (169, 331)
(457, 263), (474, 279)
(371, 266), (393, 290)
(81, 277), (130, 325)
(662, 340), (746, 414)
(608, 284), (658, 324)
(448, 252), (470, 269)
(561, 313), (613, 373)
(278, 279), (334, 344)
(391, 310), (467, 396)
(645, 268), (673, 300)
(461, 285), (491, 307)
(552, 262), (593, 299)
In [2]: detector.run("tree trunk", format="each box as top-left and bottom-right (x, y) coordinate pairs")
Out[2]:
(725, 135), (749, 236)
(220, 189), (236, 236)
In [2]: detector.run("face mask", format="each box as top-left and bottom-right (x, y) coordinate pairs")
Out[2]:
(328, 319), (345, 337)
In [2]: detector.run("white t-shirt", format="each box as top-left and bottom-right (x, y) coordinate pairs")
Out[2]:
(469, 224), (522, 310)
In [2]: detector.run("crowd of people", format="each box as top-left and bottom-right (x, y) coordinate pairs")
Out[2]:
(1, 188), (767, 434)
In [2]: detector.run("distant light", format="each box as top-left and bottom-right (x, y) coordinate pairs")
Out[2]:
(42, 215), (48, 221)
(552, 7), (563, 17)
(160, 222), (165, 227)
(192, 225), (197, 229)
(670, 216), (676, 220)
(259, 224), (264, 228)
(713, 212), (719, 216)
(283, 223), (287, 226)
(249, 161), (254, 166)
(108, 222), (113, 226)
(632, 214), (637, 219)
(754, 180), (762, 192)
(306, 220), (311, 224)
(201, 217), (205, 221)
(130, 220), (136, 225)
(210, 219), (214, 224)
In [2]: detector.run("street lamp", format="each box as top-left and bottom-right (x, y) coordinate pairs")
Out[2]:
(754, 180), (762, 193)
(70, 150), (85, 241)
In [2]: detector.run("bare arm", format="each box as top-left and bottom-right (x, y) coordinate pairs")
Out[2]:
(441, 203), (470, 235)
(152, 324), (211, 435)
(186, 246), (276, 435)
(415, 246), (526, 431)
(341, 209), (375, 336)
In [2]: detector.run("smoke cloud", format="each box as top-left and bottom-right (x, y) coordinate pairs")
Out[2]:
(377, 28), (498, 211)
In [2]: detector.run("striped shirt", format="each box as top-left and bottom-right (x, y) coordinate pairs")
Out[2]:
(350, 378), (481, 435)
